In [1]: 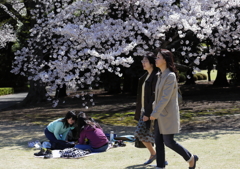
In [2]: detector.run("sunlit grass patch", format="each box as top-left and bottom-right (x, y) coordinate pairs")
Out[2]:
(28, 108), (240, 126)
(91, 111), (137, 126)
(199, 70), (232, 80)
(180, 108), (240, 123)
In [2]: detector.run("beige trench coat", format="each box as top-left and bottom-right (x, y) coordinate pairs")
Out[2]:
(151, 68), (180, 134)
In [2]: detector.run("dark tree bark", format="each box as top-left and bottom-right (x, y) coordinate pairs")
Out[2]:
(213, 55), (229, 87)
(101, 72), (121, 94)
(55, 84), (67, 98)
(21, 80), (47, 105)
(213, 68), (229, 86)
(184, 68), (196, 85)
(122, 73), (132, 93)
(229, 52), (240, 85)
(207, 69), (212, 82)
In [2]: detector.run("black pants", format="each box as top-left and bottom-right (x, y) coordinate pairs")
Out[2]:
(154, 120), (192, 168)
(44, 128), (74, 150)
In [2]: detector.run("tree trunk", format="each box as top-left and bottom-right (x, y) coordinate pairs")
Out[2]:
(213, 55), (229, 87)
(229, 52), (240, 85)
(207, 69), (212, 82)
(130, 76), (139, 95)
(122, 73), (132, 93)
(55, 84), (67, 98)
(21, 80), (47, 105)
(101, 72), (121, 94)
(213, 68), (229, 86)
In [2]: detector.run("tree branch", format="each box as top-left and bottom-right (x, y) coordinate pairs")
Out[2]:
(1, 2), (25, 23)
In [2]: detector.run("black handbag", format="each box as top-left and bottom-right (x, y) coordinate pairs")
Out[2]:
(135, 137), (146, 148)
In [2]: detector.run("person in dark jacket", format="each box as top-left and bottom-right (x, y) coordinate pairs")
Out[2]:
(134, 52), (159, 165)
(75, 112), (109, 152)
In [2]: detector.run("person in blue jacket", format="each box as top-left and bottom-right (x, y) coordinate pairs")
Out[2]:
(44, 111), (77, 150)
(34, 111), (77, 156)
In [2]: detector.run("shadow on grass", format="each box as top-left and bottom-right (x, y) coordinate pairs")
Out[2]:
(125, 164), (155, 169)
(175, 128), (240, 142)
(1, 120), (240, 151)
(0, 92), (137, 126)
(180, 83), (240, 102)
(0, 122), (46, 150)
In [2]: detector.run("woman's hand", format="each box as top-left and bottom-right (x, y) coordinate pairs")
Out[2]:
(142, 116), (149, 121)
(150, 116), (156, 120)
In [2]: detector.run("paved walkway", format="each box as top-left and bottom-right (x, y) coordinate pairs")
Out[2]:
(0, 92), (28, 111)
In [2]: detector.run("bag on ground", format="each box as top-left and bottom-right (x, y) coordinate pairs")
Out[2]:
(135, 137), (146, 148)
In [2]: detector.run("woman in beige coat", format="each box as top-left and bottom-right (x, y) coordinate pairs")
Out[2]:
(150, 49), (198, 169)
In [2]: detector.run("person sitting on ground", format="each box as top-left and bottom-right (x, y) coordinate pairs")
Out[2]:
(74, 112), (109, 152)
(34, 111), (77, 156)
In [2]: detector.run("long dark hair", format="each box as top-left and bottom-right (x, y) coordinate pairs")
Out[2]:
(145, 52), (159, 72)
(154, 48), (179, 79)
(76, 112), (100, 136)
(61, 111), (77, 128)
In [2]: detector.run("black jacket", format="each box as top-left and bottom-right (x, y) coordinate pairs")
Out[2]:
(134, 69), (158, 128)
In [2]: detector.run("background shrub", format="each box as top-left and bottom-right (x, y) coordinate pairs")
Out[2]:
(200, 73), (207, 80)
(178, 73), (186, 83)
(0, 88), (14, 96)
(196, 73), (204, 80)
(193, 74), (198, 81)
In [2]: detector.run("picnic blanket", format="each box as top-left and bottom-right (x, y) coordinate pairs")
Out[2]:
(30, 137), (127, 159)
(31, 141), (114, 159)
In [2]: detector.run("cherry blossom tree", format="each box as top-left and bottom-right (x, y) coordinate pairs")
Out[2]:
(10, 0), (240, 106)
(205, 1), (240, 86)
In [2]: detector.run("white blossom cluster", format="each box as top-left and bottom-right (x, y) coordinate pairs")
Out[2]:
(206, 1), (240, 54)
(10, 0), (240, 107)
(0, 24), (16, 48)
(0, 1), (25, 48)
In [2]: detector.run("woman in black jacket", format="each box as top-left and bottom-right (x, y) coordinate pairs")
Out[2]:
(134, 52), (159, 165)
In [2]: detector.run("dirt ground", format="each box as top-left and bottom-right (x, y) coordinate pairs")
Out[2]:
(178, 81), (240, 130)
(0, 81), (240, 133)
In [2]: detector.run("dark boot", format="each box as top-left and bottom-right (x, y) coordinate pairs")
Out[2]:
(34, 148), (47, 156)
(43, 148), (53, 159)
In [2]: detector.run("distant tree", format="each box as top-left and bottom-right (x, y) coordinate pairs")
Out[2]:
(0, 1), (27, 88)
(206, 4), (240, 86)
(229, 52), (240, 85)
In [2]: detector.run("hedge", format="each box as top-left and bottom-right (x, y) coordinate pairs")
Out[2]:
(195, 73), (207, 80)
(178, 73), (186, 83)
(0, 88), (14, 96)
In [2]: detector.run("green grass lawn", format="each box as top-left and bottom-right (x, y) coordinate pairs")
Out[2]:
(199, 70), (217, 81)
(197, 70), (231, 81)
(1, 129), (239, 169)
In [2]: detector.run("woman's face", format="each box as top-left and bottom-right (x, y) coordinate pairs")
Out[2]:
(67, 117), (75, 125)
(141, 57), (153, 71)
(155, 53), (166, 68)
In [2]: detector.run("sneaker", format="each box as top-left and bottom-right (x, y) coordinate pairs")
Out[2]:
(34, 148), (47, 156)
(113, 140), (126, 147)
(46, 149), (52, 154)
(44, 153), (53, 159)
